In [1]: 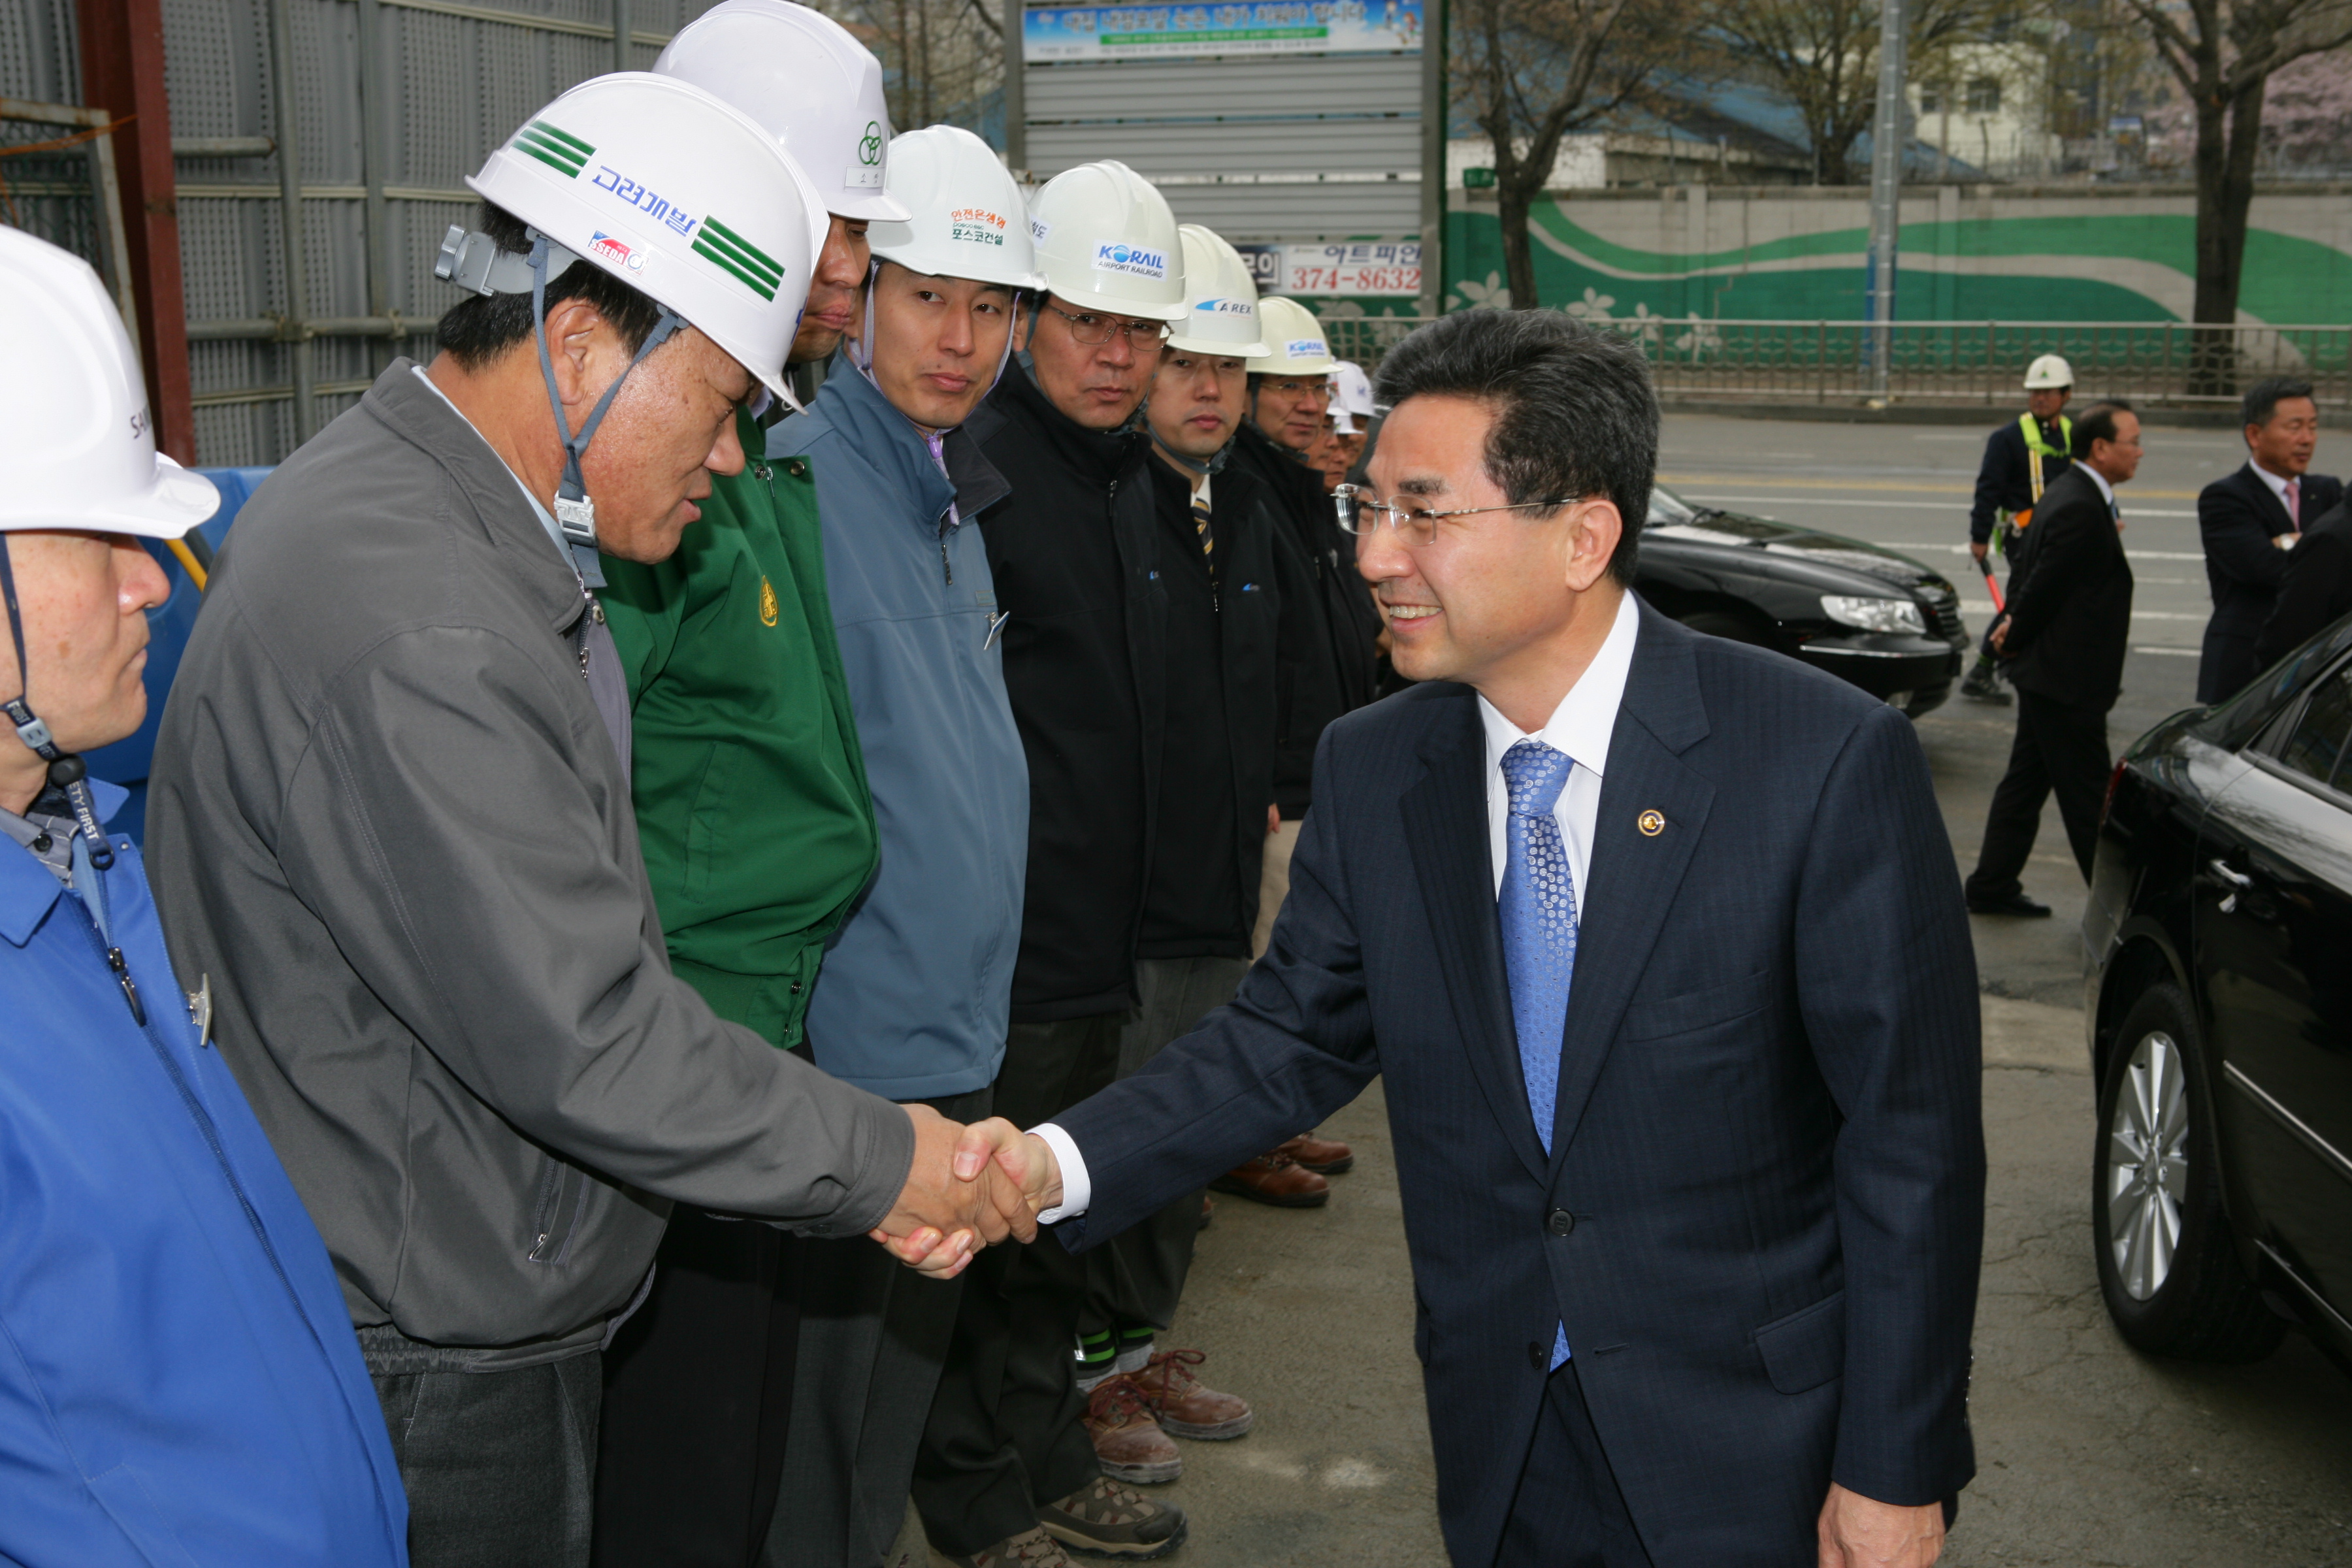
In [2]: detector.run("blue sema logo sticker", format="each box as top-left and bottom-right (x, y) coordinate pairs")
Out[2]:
(1092, 241), (1168, 280)
(589, 231), (645, 271)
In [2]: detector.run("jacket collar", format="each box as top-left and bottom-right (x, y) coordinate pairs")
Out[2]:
(795, 353), (1011, 529)
(989, 357), (1145, 483)
(363, 358), (588, 637)
(0, 777), (127, 947)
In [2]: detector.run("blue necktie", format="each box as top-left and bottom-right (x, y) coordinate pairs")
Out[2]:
(1498, 738), (1577, 1370)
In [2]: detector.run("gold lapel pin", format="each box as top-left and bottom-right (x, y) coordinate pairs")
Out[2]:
(1637, 809), (1665, 837)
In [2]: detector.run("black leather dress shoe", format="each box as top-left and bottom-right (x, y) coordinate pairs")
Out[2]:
(1967, 892), (2052, 917)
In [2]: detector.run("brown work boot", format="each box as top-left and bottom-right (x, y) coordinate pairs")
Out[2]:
(1132, 1348), (1254, 1439)
(1277, 1131), (1354, 1175)
(1039, 1475), (1188, 1560)
(1083, 1374), (1181, 1484)
(933, 1526), (1075, 1567)
(1209, 1149), (1330, 1207)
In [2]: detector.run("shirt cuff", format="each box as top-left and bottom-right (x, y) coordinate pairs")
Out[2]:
(1030, 1122), (1091, 1223)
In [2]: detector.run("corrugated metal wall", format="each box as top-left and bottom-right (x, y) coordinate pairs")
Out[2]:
(3, 0), (721, 466)
(1022, 52), (1420, 241)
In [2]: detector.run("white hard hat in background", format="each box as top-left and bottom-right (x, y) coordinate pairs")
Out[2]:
(1247, 297), (1336, 377)
(1026, 161), (1188, 323)
(466, 71), (826, 405)
(2023, 353), (2074, 390)
(869, 125), (1043, 291)
(0, 226), (217, 539)
(1166, 224), (1267, 357)
(1328, 359), (1375, 431)
(653, 0), (909, 223)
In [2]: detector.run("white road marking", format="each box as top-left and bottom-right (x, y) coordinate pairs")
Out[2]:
(1674, 492), (2196, 520)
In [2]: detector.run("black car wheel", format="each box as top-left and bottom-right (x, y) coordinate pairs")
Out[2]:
(1677, 609), (1773, 647)
(2092, 982), (2284, 1362)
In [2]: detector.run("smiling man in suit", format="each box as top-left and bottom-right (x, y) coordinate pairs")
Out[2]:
(895, 310), (1986, 1566)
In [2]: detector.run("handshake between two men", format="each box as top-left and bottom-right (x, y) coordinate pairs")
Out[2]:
(871, 1108), (1070, 1277)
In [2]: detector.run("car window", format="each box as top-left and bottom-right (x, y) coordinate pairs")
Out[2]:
(1646, 485), (1699, 527)
(2273, 665), (2352, 788)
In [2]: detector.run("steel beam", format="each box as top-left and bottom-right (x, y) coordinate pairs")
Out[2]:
(76, 0), (193, 463)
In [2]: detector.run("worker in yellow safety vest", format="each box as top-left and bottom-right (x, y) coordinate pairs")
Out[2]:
(1961, 353), (2075, 703)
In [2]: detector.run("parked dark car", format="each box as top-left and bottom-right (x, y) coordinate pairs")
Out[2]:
(1635, 485), (1969, 717)
(2083, 619), (2352, 1373)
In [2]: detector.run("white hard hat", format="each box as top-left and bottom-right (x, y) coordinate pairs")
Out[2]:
(2023, 353), (2074, 390)
(465, 71), (826, 406)
(0, 226), (216, 539)
(1246, 297), (1335, 377)
(1027, 161), (1188, 323)
(869, 125), (1043, 291)
(1328, 360), (1375, 432)
(653, 0), (909, 223)
(1166, 224), (1266, 357)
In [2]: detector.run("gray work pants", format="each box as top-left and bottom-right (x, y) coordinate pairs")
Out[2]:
(764, 1085), (992, 1568)
(364, 1325), (600, 1568)
(1083, 955), (1252, 1340)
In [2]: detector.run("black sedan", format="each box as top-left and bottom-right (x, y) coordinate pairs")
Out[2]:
(2083, 620), (2352, 1371)
(1635, 485), (1969, 717)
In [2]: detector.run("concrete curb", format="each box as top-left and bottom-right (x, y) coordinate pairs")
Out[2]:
(1981, 992), (2089, 1072)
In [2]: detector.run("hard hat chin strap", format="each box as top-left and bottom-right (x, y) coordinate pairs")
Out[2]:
(527, 229), (685, 588)
(0, 534), (114, 871)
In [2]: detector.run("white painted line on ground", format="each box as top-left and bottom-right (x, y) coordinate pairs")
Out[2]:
(1960, 600), (2204, 619)
(1884, 540), (2206, 563)
(2136, 646), (2200, 656)
(1677, 492), (2198, 521)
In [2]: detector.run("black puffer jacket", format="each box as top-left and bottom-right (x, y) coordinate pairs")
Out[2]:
(1230, 423), (1380, 816)
(1139, 453), (1281, 959)
(970, 361), (1167, 1021)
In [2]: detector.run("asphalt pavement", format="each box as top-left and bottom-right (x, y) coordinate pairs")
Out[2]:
(1038, 411), (2352, 1568)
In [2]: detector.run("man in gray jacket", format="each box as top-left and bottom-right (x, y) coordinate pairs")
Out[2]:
(767, 124), (1036, 1568)
(146, 79), (1021, 1568)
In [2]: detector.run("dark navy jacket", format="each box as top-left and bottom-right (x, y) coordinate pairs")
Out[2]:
(0, 783), (408, 1565)
(1051, 604), (1985, 1566)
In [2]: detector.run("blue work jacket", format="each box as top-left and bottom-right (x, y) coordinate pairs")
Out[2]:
(782, 359), (1028, 1099)
(0, 781), (408, 1567)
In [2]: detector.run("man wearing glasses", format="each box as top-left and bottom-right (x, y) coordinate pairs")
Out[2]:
(909, 159), (1192, 1568)
(936, 308), (1986, 1568)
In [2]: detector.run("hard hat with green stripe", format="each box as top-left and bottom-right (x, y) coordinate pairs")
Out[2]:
(465, 71), (826, 407)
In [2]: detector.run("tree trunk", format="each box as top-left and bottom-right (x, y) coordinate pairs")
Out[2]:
(1498, 176), (1541, 308)
(2189, 73), (2266, 396)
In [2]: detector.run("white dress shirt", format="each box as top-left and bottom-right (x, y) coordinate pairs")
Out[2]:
(2247, 459), (2302, 534)
(1032, 590), (1644, 1223)
(2081, 461), (2116, 515)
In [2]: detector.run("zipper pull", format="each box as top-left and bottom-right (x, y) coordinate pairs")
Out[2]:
(105, 945), (146, 1026)
(940, 526), (955, 587)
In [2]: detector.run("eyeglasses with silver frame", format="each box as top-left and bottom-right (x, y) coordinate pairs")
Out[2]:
(1331, 483), (1584, 546)
(1043, 302), (1174, 348)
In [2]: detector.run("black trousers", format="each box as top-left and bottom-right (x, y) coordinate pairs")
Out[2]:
(366, 1331), (601, 1568)
(1965, 688), (2112, 901)
(1497, 1360), (1656, 1568)
(593, 1209), (800, 1568)
(913, 1013), (1123, 1556)
(765, 1085), (992, 1568)
(1083, 955), (1250, 1341)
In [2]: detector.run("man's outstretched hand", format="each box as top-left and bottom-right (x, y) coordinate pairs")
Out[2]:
(868, 1107), (1041, 1279)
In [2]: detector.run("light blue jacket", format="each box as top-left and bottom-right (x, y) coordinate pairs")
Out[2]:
(0, 782), (408, 1566)
(779, 360), (1028, 1099)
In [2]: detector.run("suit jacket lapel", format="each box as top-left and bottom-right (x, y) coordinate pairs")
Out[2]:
(1550, 608), (1716, 1169)
(2243, 466), (2294, 535)
(1401, 688), (1552, 1186)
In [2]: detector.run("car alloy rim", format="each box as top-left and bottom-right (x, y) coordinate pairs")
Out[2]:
(2106, 1029), (2192, 1301)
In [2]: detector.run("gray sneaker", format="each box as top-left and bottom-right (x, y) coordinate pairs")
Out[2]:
(1039, 1476), (1189, 1560)
(934, 1525), (1075, 1568)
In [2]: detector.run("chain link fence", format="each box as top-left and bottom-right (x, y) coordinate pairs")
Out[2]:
(1317, 314), (2352, 410)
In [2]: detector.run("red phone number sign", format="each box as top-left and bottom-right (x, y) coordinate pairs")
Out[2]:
(1283, 242), (1421, 297)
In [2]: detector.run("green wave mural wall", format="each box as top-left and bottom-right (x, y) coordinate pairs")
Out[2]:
(1440, 197), (2352, 327)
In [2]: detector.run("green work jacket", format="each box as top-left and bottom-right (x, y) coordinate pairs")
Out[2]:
(602, 409), (879, 1049)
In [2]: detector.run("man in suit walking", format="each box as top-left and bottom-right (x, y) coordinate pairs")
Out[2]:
(2197, 376), (2340, 704)
(894, 310), (1986, 1566)
(1964, 403), (2142, 917)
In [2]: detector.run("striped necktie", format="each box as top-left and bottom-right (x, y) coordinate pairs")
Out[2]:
(1192, 493), (1215, 582)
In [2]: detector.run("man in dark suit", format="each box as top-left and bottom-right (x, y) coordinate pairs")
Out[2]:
(1963, 403), (2141, 917)
(898, 311), (1986, 1567)
(2255, 498), (2352, 672)
(2196, 376), (2341, 703)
